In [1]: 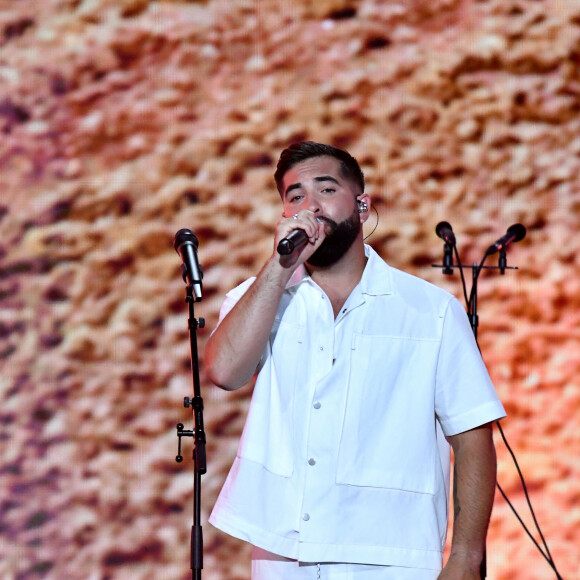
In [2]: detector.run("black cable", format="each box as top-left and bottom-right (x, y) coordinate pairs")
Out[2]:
(363, 205), (379, 242)
(467, 253), (489, 314)
(496, 421), (564, 579)
(453, 244), (470, 308)
(495, 481), (559, 574)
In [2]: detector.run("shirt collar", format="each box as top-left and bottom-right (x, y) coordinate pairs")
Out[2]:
(286, 244), (394, 296)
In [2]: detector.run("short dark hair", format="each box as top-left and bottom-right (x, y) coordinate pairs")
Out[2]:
(274, 141), (365, 196)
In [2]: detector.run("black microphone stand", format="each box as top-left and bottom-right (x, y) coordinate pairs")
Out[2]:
(175, 275), (207, 580)
(433, 245), (517, 580)
(434, 229), (564, 580)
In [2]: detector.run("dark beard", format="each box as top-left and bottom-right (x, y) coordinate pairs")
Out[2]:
(306, 209), (361, 268)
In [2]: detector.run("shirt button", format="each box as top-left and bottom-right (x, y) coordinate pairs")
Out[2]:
(302, 513), (310, 521)
(319, 346), (324, 351)
(313, 401), (321, 409)
(308, 458), (316, 466)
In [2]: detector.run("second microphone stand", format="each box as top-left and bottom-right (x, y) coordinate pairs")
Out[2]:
(433, 243), (517, 580)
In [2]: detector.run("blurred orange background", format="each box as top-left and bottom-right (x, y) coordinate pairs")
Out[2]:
(1, 1), (579, 579)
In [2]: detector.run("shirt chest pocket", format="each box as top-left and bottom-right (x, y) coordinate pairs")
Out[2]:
(336, 333), (441, 494)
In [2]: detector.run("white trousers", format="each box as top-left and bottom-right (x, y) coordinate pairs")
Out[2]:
(251, 547), (440, 580)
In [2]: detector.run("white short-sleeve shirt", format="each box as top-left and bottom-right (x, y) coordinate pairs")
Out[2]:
(209, 245), (506, 571)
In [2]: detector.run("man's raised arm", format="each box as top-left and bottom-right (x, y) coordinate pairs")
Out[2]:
(205, 210), (325, 390)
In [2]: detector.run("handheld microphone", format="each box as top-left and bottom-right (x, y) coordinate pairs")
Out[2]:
(485, 223), (526, 255)
(277, 229), (309, 255)
(174, 228), (203, 300)
(435, 221), (456, 246)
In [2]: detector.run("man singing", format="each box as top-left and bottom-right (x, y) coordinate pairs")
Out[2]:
(206, 141), (505, 579)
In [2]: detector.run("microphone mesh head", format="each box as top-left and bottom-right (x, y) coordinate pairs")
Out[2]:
(507, 223), (526, 242)
(174, 228), (199, 251)
(435, 221), (452, 237)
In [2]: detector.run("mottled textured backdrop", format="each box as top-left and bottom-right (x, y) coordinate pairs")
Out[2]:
(1, 1), (579, 579)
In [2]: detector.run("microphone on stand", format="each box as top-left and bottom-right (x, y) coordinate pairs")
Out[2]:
(435, 221), (456, 246)
(174, 228), (203, 301)
(435, 221), (456, 274)
(485, 223), (526, 255)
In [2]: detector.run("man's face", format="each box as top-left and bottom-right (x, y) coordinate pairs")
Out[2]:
(280, 156), (365, 267)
